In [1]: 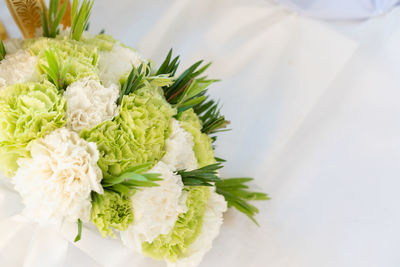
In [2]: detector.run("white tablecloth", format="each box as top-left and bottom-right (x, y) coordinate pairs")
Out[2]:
(1, 0), (400, 266)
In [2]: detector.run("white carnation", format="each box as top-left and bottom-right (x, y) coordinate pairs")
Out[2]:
(0, 50), (39, 90)
(162, 119), (198, 171)
(13, 128), (104, 224)
(98, 43), (144, 87)
(168, 188), (227, 267)
(3, 38), (23, 54)
(64, 78), (119, 132)
(121, 161), (188, 251)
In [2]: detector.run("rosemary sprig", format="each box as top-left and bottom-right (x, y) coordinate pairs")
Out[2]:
(157, 50), (217, 113)
(179, 162), (269, 225)
(41, 0), (68, 38)
(0, 40), (5, 61)
(70, 0), (94, 41)
(40, 49), (71, 90)
(177, 163), (223, 186)
(74, 218), (82, 242)
(101, 163), (161, 196)
(155, 49), (180, 77)
(215, 178), (269, 225)
(193, 97), (230, 136)
(117, 63), (148, 105)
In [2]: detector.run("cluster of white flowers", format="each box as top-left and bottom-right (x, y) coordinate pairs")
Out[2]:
(13, 128), (103, 224)
(0, 50), (39, 90)
(64, 78), (120, 132)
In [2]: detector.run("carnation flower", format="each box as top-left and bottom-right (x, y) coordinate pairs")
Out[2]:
(83, 34), (117, 52)
(80, 86), (176, 177)
(64, 78), (119, 132)
(178, 109), (216, 167)
(0, 50), (39, 89)
(168, 189), (227, 267)
(91, 190), (133, 238)
(141, 186), (211, 262)
(0, 81), (66, 176)
(98, 43), (144, 87)
(3, 38), (23, 54)
(24, 37), (99, 86)
(162, 119), (198, 171)
(120, 161), (187, 251)
(13, 128), (103, 224)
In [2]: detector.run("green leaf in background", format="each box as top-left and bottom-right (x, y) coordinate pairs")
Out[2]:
(70, 0), (94, 41)
(0, 40), (5, 61)
(41, 0), (68, 38)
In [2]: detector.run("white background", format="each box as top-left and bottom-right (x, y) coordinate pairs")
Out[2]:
(1, 0), (400, 266)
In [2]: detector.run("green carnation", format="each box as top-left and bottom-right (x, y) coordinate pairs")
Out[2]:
(91, 191), (134, 237)
(24, 37), (99, 86)
(0, 81), (66, 176)
(82, 34), (117, 51)
(178, 109), (216, 167)
(142, 186), (210, 262)
(81, 87), (176, 177)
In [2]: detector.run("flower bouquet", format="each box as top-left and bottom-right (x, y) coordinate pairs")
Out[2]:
(0, 0), (268, 266)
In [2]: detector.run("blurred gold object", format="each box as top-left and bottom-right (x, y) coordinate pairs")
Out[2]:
(5, 0), (45, 38)
(60, 0), (71, 28)
(0, 21), (10, 40)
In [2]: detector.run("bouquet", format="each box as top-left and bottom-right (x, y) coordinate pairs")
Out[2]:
(0, 0), (268, 266)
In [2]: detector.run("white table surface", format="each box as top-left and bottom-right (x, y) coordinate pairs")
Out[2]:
(1, 0), (400, 266)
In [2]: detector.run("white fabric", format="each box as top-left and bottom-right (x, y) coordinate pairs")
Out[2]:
(1, 0), (400, 266)
(276, 0), (400, 19)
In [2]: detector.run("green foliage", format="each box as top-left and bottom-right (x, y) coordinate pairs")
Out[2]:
(118, 63), (149, 105)
(74, 219), (82, 242)
(177, 163), (222, 186)
(0, 40), (6, 61)
(155, 48), (180, 77)
(101, 163), (161, 196)
(215, 178), (269, 225)
(179, 163), (269, 225)
(40, 49), (71, 90)
(41, 0), (68, 38)
(193, 97), (230, 137)
(157, 50), (217, 113)
(70, 0), (94, 41)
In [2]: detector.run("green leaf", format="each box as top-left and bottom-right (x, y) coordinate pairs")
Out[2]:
(117, 63), (150, 105)
(155, 48), (180, 77)
(178, 163), (223, 187)
(40, 49), (70, 90)
(41, 0), (68, 38)
(194, 97), (230, 135)
(101, 164), (162, 196)
(215, 178), (269, 225)
(74, 219), (82, 242)
(70, 0), (94, 41)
